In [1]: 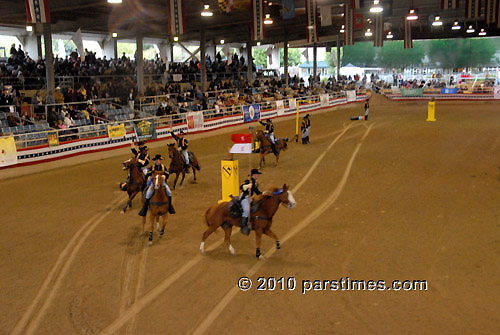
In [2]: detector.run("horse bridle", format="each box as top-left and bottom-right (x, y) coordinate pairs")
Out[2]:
(252, 189), (289, 222)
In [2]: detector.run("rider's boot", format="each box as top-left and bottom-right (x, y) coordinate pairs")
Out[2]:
(138, 198), (150, 216)
(240, 217), (250, 235)
(272, 143), (278, 155)
(167, 196), (176, 214)
(184, 164), (190, 174)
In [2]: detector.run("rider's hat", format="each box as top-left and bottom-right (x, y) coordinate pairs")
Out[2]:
(250, 168), (262, 175)
(138, 141), (147, 150)
(152, 154), (164, 160)
(305, 114), (310, 118)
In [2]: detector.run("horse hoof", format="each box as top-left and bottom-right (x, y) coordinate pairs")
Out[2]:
(229, 245), (236, 255)
(148, 241), (152, 246)
(200, 242), (205, 254)
(120, 210), (125, 214)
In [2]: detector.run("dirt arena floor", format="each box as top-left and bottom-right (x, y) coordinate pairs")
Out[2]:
(1, 94), (500, 335)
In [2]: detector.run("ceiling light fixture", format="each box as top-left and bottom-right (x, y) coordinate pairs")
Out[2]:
(26, 25), (33, 32)
(201, 4), (213, 17)
(466, 25), (475, 33)
(107, 0), (122, 3)
(112, 32), (118, 38)
(452, 20), (461, 30)
(386, 31), (393, 39)
(257, 41), (261, 46)
(220, 39), (225, 44)
(370, 0), (383, 13)
(432, 15), (443, 26)
(478, 28), (486, 36)
(173, 36), (179, 42)
(340, 24), (345, 33)
(264, 13), (273, 25)
(407, 8), (418, 21)
(365, 28), (373, 37)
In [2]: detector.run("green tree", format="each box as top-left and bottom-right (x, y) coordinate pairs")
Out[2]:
(342, 42), (376, 67)
(428, 38), (497, 68)
(377, 40), (425, 69)
(252, 48), (267, 67)
(280, 48), (302, 67)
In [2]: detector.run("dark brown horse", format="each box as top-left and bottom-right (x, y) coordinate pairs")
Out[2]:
(142, 171), (170, 245)
(200, 184), (297, 258)
(167, 143), (200, 189)
(255, 130), (288, 168)
(121, 158), (145, 213)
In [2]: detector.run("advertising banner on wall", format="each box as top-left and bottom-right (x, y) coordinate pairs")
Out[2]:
(0, 136), (18, 167)
(107, 123), (126, 138)
(187, 111), (204, 132)
(133, 119), (157, 141)
(494, 86), (500, 99)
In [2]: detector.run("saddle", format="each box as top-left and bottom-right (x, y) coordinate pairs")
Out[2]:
(227, 195), (263, 219)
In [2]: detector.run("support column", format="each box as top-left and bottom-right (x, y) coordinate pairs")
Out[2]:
(170, 42), (174, 65)
(312, 42), (317, 88)
(247, 34), (253, 83)
(103, 38), (116, 59)
(37, 35), (42, 59)
(200, 29), (207, 92)
(207, 43), (216, 63)
(136, 33), (144, 97)
(43, 23), (55, 93)
(284, 39), (289, 87)
(337, 36), (342, 81)
(113, 38), (118, 59)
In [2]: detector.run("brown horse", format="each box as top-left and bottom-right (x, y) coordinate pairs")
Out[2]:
(121, 158), (145, 213)
(167, 143), (200, 189)
(200, 184), (297, 258)
(142, 171), (170, 245)
(255, 130), (288, 168)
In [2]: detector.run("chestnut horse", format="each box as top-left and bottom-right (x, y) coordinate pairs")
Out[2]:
(255, 130), (288, 168)
(200, 184), (297, 258)
(167, 143), (200, 189)
(121, 158), (145, 213)
(142, 171), (170, 245)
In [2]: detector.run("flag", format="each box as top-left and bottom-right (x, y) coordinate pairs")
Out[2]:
(485, 0), (498, 24)
(283, 0), (295, 19)
(167, 0), (185, 36)
(231, 134), (252, 143)
(465, 0), (481, 19)
(230, 133), (252, 154)
(320, 6), (332, 26)
(404, 18), (412, 49)
(26, 0), (50, 23)
(218, 0), (234, 13)
(306, 0), (319, 43)
(266, 47), (273, 65)
(441, 0), (459, 9)
(251, 0), (264, 41)
(374, 14), (383, 47)
(71, 28), (85, 62)
(344, 4), (354, 46)
(353, 13), (363, 29)
(302, 48), (309, 63)
(351, 0), (364, 9)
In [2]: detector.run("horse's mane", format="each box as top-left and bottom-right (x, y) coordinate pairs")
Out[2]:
(254, 187), (282, 203)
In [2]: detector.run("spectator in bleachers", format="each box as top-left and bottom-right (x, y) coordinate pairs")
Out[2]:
(0, 88), (13, 112)
(63, 111), (76, 128)
(46, 90), (55, 105)
(7, 111), (19, 127)
(31, 91), (43, 114)
(54, 87), (65, 104)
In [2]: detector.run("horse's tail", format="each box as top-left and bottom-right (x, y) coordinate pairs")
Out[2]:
(190, 152), (201, 171)
(204, 207), (211, 226)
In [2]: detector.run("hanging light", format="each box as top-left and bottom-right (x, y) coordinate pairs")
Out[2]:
(466, 25), (475, 33)
(257, 41), (261, 46)
(26, 25), (33, 32)
(478, 28), (487, 36)
(201, 4), (213, 17)
(220, 39), (225, 44)
(370, 0), (383, 13)
(432, 15), (443, 26)
(386, 31), (393, 39)
(452, 20), (461, 30)
(340, 25), (345, 33)
(264, 14), (273, 24)
(365, 28), (373, 37)
(107, 0), (122, 3)
(173, 36), (179, 42)
(407, 8), (418, 21)
(112, 32), (118, 38)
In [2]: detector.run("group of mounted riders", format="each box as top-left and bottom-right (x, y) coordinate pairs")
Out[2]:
(123, 114), (309, 240)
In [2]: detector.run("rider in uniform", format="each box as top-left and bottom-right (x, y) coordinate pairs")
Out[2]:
(301, 114), (311, 144)
(138, 154), (176, 216)
(131, 141), (150, 176)
(239, 168), (262, 235)
(259, 118), (277, 154)
(170, 130), (190, 173)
